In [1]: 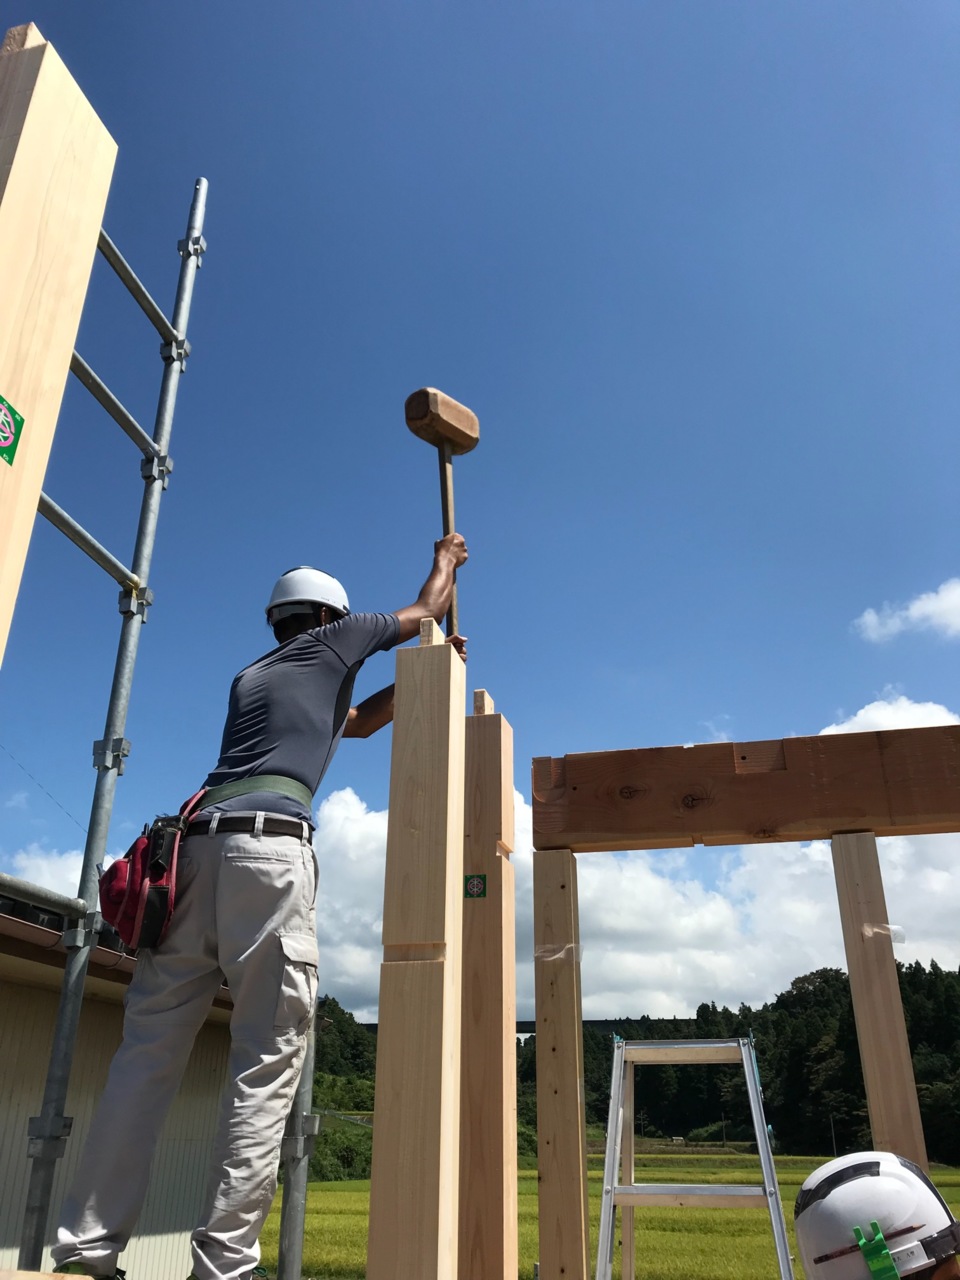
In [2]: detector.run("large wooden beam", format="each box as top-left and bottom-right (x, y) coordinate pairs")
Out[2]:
(534, 847), (590, 1280)
(832, 832), (928, 1168)
(368, 619), (466, 1280)
(533, 727), (960, 852)
(0, 24), (117, 666)
(459, 690), (517, 1280)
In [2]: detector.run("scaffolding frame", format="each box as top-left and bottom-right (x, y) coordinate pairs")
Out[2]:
(0, 177), (208, 1268)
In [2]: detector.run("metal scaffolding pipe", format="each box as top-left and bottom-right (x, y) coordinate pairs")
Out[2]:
(70, 351), (160, 458)
(277, 1019), (319, 1280)
(0, 873), (86, 920)
(37, 493), (140, 590)
(18, 177), (209, 1271)
(97, 228), (178, 344)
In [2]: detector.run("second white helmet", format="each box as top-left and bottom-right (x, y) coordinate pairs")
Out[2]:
(794, 1151), (960, 1279)
(265, 566), (350, 624)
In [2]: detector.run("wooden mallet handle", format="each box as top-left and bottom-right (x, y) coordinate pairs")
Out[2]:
(405, 388), (479, 638)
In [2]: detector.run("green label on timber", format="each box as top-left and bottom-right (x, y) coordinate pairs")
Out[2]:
(464, 874), (487, 899)
(0, 394), (24, 466)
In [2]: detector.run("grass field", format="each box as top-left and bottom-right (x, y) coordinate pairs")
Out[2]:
(259, 1151), (960, 1278)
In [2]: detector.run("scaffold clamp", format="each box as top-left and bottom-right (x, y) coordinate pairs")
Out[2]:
(118, 584), (154, 619)
(93, 736), (131, 774)
(178, 233), (207, 264)
(141, 453), (173, 488)
(27, 1114), (73, 1161)
(160, 335), (191, 366)
(62, 909), (103, 951)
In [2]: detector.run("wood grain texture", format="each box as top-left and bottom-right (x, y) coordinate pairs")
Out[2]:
(623, 1044), (743, 1063)
(368, 631), (465, 1280)
(533, 727), (960, 852)
(459, 700), (517, 1280)
(367, 960), (461, 1280)
(382, 636), (465, 945)
(831, 832), (928, 1168)
(534, 848), (590, 1280)
(0, 27), (116, 665)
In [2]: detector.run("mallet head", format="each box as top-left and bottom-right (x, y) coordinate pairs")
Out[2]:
(404, 387), (479, 455)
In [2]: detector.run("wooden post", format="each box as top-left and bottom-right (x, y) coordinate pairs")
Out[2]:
(831, 831), (928, 1168)
(0, 24), (117, 665)
(459, 690), (517, 1280)
(533, 847), (590, 1280)
(368, 618), (466, 1280)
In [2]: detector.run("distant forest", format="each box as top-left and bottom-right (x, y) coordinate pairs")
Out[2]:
(307, 960), (960, 1180)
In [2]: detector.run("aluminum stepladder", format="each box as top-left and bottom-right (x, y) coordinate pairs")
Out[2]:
(597, 1037), (794, 1280)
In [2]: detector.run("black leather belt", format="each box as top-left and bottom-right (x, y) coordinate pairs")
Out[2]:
(188, 815), (309, 838)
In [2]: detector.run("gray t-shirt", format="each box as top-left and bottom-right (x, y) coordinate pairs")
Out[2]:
(201, 612), (401, 822)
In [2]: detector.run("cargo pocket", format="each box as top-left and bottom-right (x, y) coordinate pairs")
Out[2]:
(274, 933), (319, 1033)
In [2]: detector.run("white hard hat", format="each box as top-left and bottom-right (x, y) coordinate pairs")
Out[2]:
(266, 566), (350, 623)
(794, 1151), (960, 1279)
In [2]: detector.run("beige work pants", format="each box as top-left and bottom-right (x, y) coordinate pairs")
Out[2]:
(52, 817), (319, 1280)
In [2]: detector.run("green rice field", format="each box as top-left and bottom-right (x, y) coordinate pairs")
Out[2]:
(259, 1152), (960, 1279)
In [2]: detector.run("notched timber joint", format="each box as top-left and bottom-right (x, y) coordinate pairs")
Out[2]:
(418, 617), (443, 646)
(383, 942), (447, 963)
(473, 688), (494, 715)
(532, 756), (566, 802)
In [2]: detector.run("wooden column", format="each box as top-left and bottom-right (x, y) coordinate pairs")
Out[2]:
(459, 690), (517, 1280)
(368, 618), (466, 1280)
(533, 847), (590, 1280)
(832, 831), (928, 1168)
(0, 24), (117, 665)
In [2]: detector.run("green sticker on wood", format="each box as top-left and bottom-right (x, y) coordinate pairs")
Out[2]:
(465, 874), (487, 899)
(0, 394), (24, 466)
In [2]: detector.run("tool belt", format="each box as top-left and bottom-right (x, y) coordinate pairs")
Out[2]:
(98, 774), (313, 950)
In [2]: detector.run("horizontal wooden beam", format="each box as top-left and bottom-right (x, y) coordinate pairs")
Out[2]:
(532, 726), (960, 852)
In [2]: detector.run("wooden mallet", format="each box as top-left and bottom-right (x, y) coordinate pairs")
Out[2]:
(404, 387), (479, 637)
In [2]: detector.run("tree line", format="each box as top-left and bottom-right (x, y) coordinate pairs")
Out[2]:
(307, 959), (960, 1179)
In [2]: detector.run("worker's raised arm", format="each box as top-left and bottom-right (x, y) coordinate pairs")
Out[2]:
(393, 533), (468, 643)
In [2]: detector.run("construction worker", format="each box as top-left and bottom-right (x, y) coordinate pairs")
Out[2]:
(52, 532), (469, 1280)
(794, 1150), (960, 1279)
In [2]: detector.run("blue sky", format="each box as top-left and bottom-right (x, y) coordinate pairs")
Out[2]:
(3, 3), (960, 1018)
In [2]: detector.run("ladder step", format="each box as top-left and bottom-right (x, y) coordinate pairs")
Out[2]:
(624, 1044), (743, 1064)
(597, 1038), (794, 1280)
(613, 1183), (769, 1209)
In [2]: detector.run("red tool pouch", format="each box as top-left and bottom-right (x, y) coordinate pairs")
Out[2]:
(99, 788), (207, 950)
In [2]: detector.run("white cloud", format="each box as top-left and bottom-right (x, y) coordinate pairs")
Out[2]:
(4, 790), (28, 810)
(7, 844), (84, 897)
(819, 691), (960, 735)
(313, 787), (389, 1022)
(855, 578), (960, 642)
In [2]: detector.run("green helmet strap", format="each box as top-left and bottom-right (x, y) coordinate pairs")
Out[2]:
(854, 1222), (902, 1280)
